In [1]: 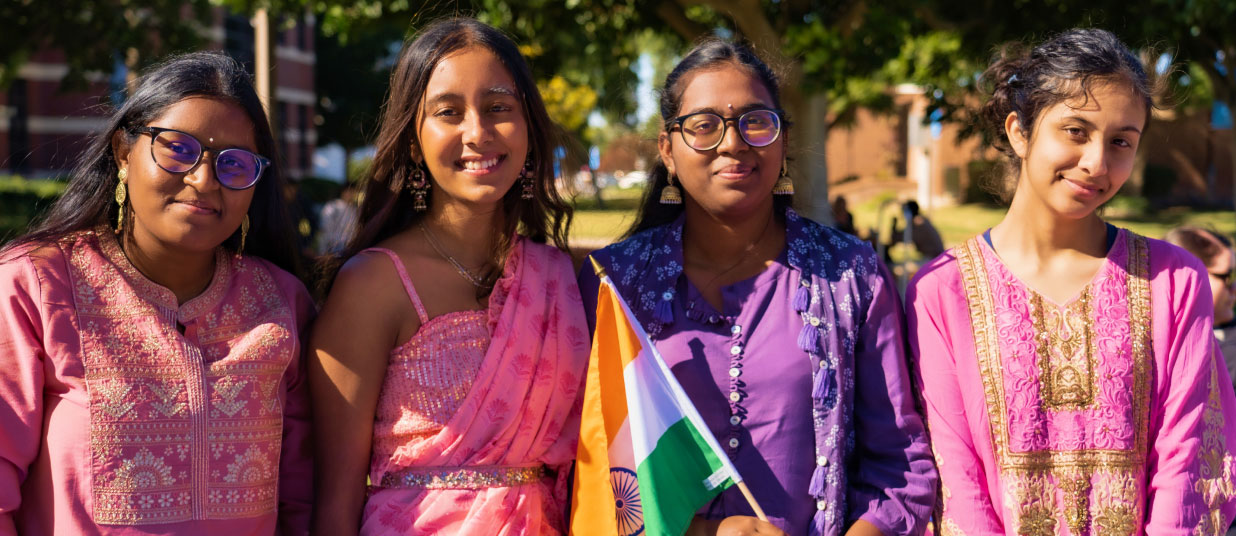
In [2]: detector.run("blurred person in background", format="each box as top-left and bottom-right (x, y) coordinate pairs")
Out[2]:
(1165, 226), (1236, 382)
(0, 52), (313, 535)
(888, 200), (944, 261)
(831, 195), (857, 236)
(315, 181), (360, 255)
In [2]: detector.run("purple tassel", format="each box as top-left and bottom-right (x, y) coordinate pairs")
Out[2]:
(793, 285), (810, 312)
(798, 323), (819, 352)
(811, 511), (826, 536)
(808, 465), (827, 496)
(654, 298), (673, 324)
(813, 367), (833, 400)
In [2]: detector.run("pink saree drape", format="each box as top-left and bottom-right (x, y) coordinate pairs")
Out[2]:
(361, 239), (590, 535)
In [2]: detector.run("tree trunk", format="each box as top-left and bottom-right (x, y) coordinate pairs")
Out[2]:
(803, 93), (832, 224)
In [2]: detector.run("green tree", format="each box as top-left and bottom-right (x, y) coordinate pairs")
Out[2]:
(0, 1), (216, 89)
(314, 18), (404, 171)
(308, 1), (940, 221)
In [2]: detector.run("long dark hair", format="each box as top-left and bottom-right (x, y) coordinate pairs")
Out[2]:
(980, 28), (1156, 202)
(625, 38), (790, 238)
(7, 52), (301, 276)
(319, 17), (571, 297)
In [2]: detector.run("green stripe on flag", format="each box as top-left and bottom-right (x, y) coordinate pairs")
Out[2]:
(635, 418), (735, 536)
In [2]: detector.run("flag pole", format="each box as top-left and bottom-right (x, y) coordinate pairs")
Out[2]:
(736, 482), (768, 521)
(590, 256), (770, 523)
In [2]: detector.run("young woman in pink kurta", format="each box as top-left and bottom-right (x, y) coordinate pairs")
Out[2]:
(0, 53), (313, 535)
(308, 19), (587, 535)
(907, 29), (1236, 533)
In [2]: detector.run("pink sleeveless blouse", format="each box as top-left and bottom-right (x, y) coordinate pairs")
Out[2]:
(361, 248), (490, 481)
(355, 242), (587, 535)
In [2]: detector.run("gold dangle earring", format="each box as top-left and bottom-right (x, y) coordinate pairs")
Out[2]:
(773, 156), (795, 195)
(520, 158), (535, 200)
(410, 166), (430, 211)
(659, 174), (683, 205)
(238, 215), (250, 256)
(114, 169), (128, 234)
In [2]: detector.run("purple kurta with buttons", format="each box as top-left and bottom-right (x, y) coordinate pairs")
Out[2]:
(579, 208), (937, 536)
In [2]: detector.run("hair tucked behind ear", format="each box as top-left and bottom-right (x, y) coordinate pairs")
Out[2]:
(979, 28), (1157, 203)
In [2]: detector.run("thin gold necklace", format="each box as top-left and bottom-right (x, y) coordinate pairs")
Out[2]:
(685, 211), (776, 295)
(419, 222), (489, 290)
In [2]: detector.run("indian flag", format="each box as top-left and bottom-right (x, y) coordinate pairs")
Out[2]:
(570, 258), (744, 536)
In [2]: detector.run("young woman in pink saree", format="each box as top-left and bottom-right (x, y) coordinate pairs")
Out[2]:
(308, 18), (588, 535)
(907, 29), (1236, 533)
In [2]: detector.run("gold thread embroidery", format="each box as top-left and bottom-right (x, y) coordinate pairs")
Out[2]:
(69, 229), (295, 525)
(956, 232), (1153, 533)
(1031, 292), (1097, 409)
(1193, 355), (1235, 535)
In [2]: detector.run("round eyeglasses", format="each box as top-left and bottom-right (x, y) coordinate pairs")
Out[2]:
(668, 109), (782, 151)
(136, 126), (270, 190)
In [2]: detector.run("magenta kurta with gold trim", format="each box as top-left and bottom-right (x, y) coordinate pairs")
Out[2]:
(0, 228), (314, 535)
(908, 229), (1236, 534)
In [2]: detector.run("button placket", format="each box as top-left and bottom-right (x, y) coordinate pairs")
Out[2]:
(725, 316), (750, 452)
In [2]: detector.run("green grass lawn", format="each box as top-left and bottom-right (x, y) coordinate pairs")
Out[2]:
(569, 187), (645, 245)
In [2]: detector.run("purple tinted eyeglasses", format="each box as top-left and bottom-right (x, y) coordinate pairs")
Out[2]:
(136, 126), (270, 190)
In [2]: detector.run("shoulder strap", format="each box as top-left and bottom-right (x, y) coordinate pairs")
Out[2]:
(359, 247), (429, 323)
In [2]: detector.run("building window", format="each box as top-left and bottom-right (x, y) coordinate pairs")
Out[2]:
(223, 13), (256, 75)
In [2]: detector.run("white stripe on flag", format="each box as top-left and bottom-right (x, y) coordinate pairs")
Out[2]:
(605, 274), (743, 484)
(622, 347), (683, 464)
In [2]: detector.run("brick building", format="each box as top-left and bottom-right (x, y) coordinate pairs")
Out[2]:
(827, 85), (1235, 210)
(0, 8), (316, 179)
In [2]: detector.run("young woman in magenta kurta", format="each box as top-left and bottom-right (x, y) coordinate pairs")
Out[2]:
(0, 53), (313, 535)
(579, 40), (936, 536)
(907, 29), (1236, 533)
(308, 19), (588, 536)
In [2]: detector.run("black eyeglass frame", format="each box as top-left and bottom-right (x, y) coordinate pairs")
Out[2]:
(134, 126), (271, 190)
(666, 109), (784, 151)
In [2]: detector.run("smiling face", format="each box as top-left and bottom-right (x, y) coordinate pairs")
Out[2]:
(1006, 80), (1147, 220)
(659, 64), (785, 221)
(415, 46), (528, 211)
(114, 96), (257, 256)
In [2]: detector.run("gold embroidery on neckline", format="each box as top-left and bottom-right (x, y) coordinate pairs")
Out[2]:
(956, 232), (1153, 535)
(1030, 291), (1097, 409)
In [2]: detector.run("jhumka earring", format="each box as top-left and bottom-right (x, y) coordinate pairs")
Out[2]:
(659, 174), (683, 205)
(773, 156), (795, 196)
(114, 169), (128, 234)
(238, 215), (250, 256)
(410, 166), (430, 211)
(520, 159), (535, 200)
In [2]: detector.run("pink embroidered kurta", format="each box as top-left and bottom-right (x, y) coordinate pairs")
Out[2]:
(909, 229), (1236, 534)
(359, 238), (589, 535)
(0, 228), (314, 535)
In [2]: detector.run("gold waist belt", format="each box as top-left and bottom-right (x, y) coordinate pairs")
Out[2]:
(378, 464), (547, 490)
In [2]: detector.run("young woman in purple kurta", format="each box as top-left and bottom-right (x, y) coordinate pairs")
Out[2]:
(579, 39), (936, 536)
(907, 29), (1236, 533)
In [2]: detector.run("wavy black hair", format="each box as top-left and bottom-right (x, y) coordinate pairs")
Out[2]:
(980, 28), (1156, 203)
(7, 51), (301, 276)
